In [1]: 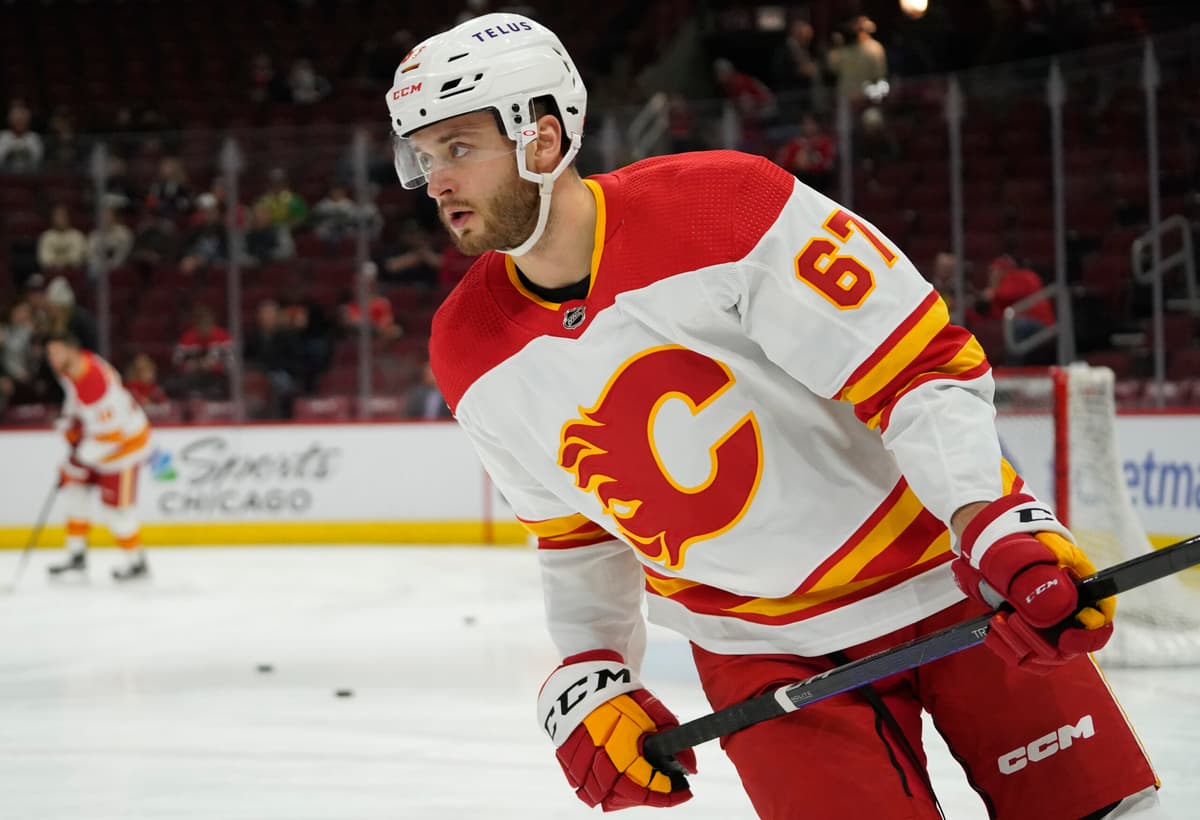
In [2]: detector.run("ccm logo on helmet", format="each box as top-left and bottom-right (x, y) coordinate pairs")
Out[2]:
(391, 83), (422, 100)
(998, 715), (1095, 775)
(471, 20), (534, 41)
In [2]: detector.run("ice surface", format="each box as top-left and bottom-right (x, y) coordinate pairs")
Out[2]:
(0, 546), (1195, 819)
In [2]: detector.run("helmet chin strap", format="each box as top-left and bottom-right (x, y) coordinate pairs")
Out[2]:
(503, 172), (555, 258)
(502, 135), (581, 258)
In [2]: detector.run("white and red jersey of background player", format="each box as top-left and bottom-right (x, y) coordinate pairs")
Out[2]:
(432, 151), (1025, 662)
(58, 350), (151, 473)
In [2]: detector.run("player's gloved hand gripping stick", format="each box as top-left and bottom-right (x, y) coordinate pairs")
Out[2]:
(538, 649), (697, 811)
(642, 533), (1200, 773)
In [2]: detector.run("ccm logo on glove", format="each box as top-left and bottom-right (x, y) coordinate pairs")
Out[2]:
(538, 649), (696, 811)
(542, 663), (633, 741)
(953, 493), (1116, 673)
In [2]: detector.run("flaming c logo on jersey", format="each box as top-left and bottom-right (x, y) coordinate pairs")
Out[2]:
(558, 346), (763, 569)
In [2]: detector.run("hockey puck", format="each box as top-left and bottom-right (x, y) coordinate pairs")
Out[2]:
(256, 663), (274, 674)
(335, 689), (354, 698)
(463, 615), (477, 626)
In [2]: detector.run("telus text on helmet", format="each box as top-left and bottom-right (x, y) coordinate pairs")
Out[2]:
(470, 21), (534, 42)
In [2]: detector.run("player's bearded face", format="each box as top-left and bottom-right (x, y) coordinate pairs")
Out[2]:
(439, 155), (539, 256)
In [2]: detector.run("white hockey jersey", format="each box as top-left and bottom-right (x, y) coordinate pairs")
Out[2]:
(59, 350), (151, 472)
(432, 151), (1024, 661)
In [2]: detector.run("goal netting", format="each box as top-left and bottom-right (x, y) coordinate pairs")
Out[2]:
(994, 364), (1200, 667)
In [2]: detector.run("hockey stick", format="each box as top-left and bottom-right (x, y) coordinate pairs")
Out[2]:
(2, 479), (61, 593)
(643, 533), (1200, 770)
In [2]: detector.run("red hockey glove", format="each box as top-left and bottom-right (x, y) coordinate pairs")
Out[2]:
(953, 494), (1116, 674)
(58, 416), (83, 449)
(538, 650), (696, 811)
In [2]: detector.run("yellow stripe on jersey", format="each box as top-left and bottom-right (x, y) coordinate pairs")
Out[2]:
(806, 484), (927, 591)
(1001, 458), (1019, 492)
(839, 296), (949, 407)
(100, 424), (150, 464)
(520, 512), (594, 539)
(862, 335), (988, 429)
(726, 575), (886, 618)
(916, 530), (952, 565)
(644, 572), (702, 598)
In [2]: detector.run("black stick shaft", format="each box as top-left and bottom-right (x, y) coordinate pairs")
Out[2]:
(6, 480), (60, 591)
(644, 534), (1200, 766)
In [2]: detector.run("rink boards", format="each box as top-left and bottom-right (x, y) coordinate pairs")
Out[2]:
(0, 414), (1198, 547)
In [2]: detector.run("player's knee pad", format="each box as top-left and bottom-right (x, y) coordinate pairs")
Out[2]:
(104, 505), (141, 541)
(60, 482), (92, 520)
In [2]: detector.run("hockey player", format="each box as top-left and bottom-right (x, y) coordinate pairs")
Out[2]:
(388, 15), (1165, 819)
(45, 333), (150, 581)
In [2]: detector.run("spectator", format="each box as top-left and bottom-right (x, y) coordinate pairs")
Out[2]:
(21, 274), (52, 337)
(311, 184), (383, 243)
(170, 305), (232, 398)
(1, 301), (40, 406)
(977, 255), (1054, 364)
(256, 168), (309, 230)
(856, 105), (901, 173)
(827, 15), (888, 104)
(244, 299), (305, 418)
(44, 105), (80, 169)
(45, 276), (99, 352)
(16, 275), (60, 403)
(206, 177), (249, 230)
(248, 52), (289, 105)
(0, 100), (43, 173)
(404, 359), (452, 420)
(281, 288), (334, 393)
(87, 207), (134, 277)
(340, 264), (401, 340)
(123, 353), (168, 407)
(773, 19), (821, 100)
(287, 58), (332, 105)
(37, 205), (88, 271)
(379, 219), (440, 288)
(244, 201), (296, 265)
(776, 114), (836, 195)
(99, 156), (139, 215)
(713, 58), (777, 151)
(144, 157), (194, 222)
(179, 193), (230, 275)
(930, 252), (979, 323)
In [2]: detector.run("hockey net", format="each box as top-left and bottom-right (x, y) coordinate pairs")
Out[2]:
(994, 364), (1200, 667)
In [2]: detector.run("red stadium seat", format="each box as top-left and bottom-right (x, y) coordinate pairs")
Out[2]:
(188, 399), (237, 423)
(294, 395), (353, 421)
(357, 395), (405, 419)
(143, 401), (185, 424)
(1, 403), (55, 427)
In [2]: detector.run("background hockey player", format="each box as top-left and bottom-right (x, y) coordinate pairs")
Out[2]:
(387, 14), (1167, 819)
(45, 333), (150, 581)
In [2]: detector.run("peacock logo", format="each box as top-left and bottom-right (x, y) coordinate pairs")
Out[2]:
(147, 448), (177, 482)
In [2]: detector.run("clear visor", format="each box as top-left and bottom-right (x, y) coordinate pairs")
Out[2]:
(392, 132), (522, 190)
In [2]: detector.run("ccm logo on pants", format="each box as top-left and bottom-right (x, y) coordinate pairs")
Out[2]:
(998, 715), (1095, 775)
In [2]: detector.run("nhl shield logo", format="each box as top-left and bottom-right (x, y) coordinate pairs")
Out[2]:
(563, 305), (586, 330)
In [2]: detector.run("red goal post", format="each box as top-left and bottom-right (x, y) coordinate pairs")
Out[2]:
(993, 364), (1200, 666)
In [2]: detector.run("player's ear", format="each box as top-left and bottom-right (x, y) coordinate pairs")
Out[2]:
(531, 113), (564, 172)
